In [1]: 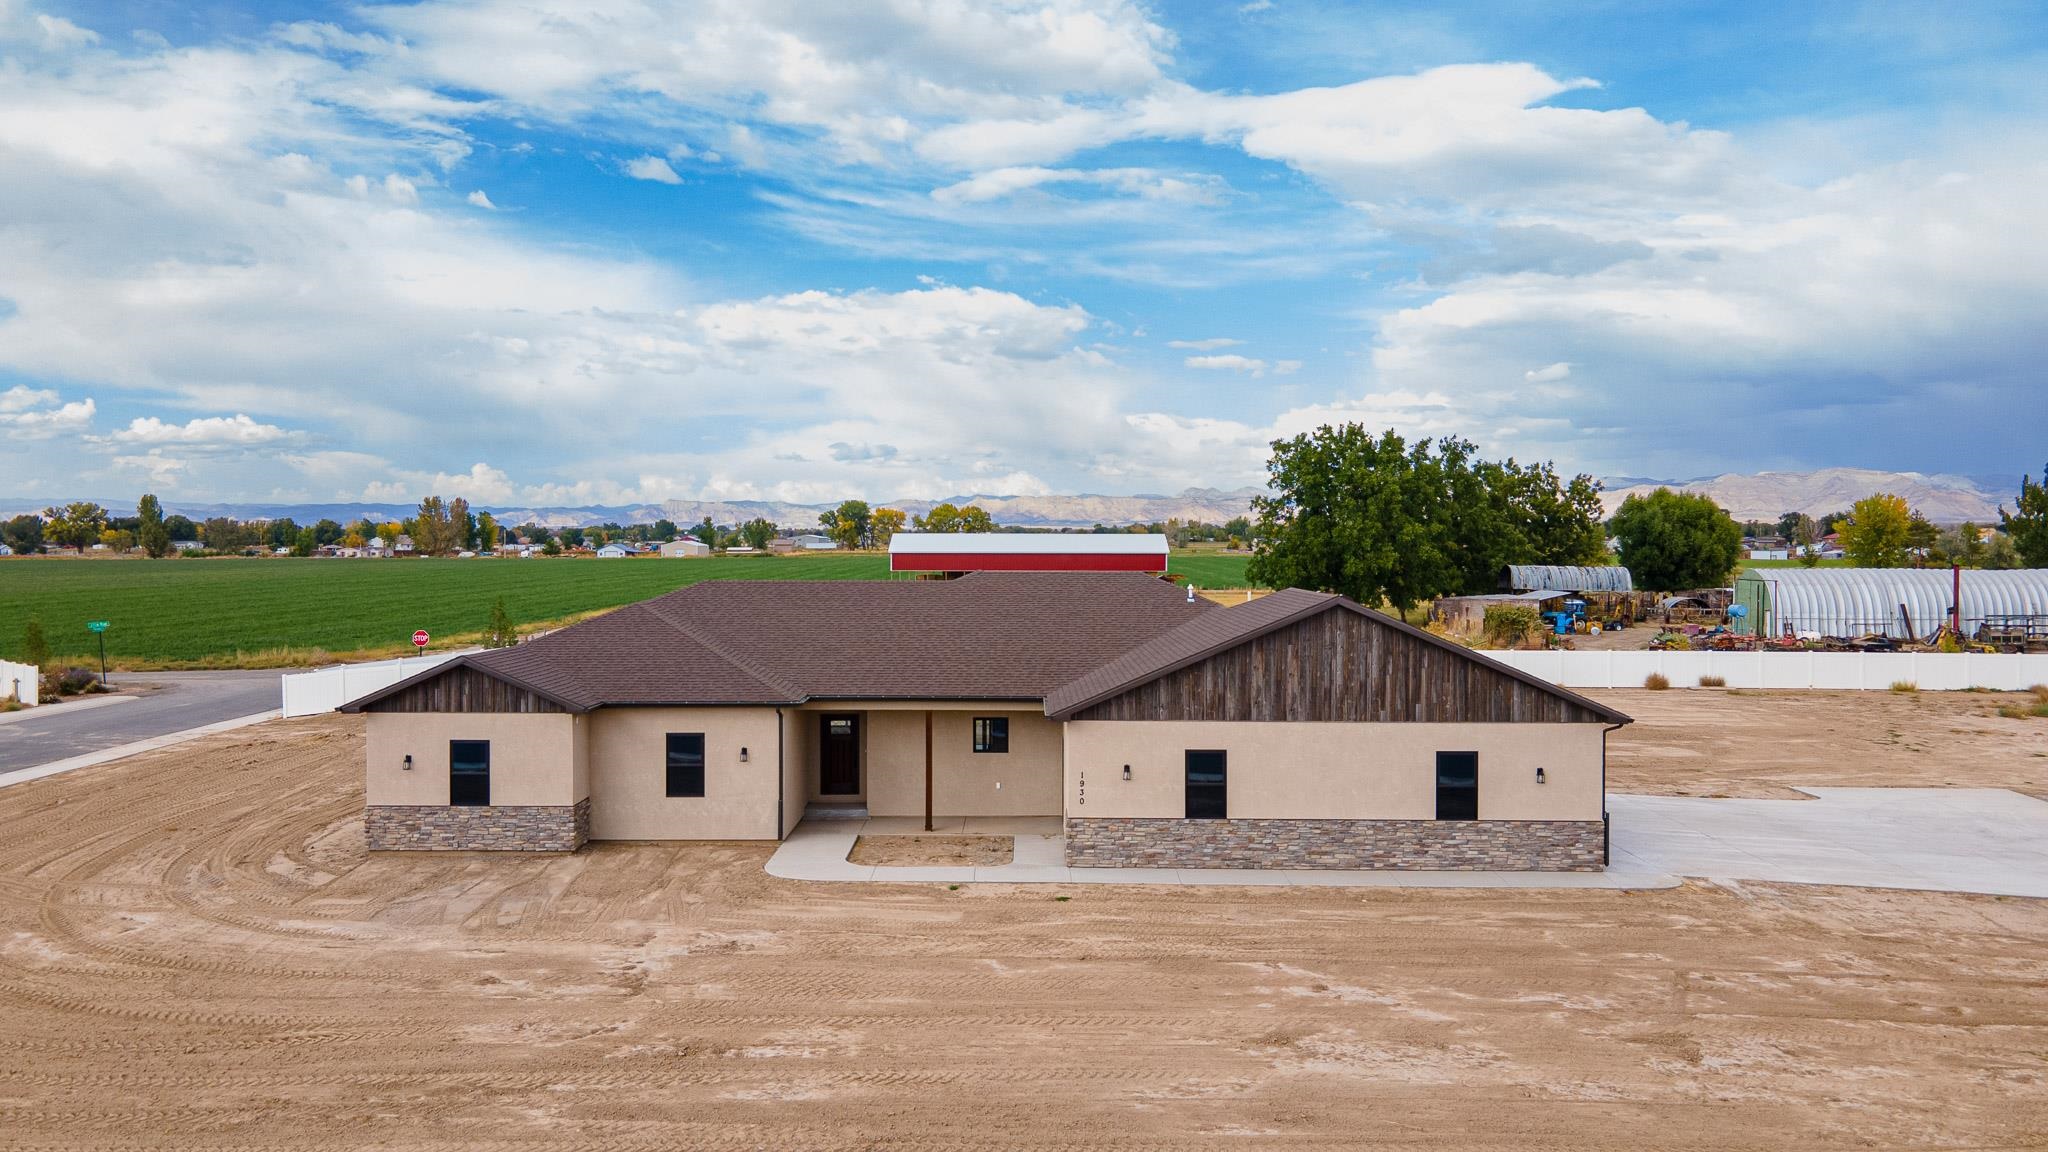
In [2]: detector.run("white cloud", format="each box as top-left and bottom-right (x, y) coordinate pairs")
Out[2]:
(382, 173), (419, 204)
(930, 165), (1219, 205)
(105, 413), (297, 447)
(36, 13), (100, 49)
(1523, 362), (1571, 383)
(1239, 0), (1274, 12)
(466, 189), (495, 208)
(1166, 337), (1243, 350)
(1185, 353), (1269, 375)
(0, 392), (94, 439)
(0, 385), (59, 413)
(623, 154), (683, 184)
(1273, 359), (1301, 375)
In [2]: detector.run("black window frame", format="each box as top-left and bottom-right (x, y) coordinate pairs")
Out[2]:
(1184, 749), (1227, 820)
(972, 716), (1009, 754)
(449, 739), (490, 807)
(1435, 751), (1478, 821)
(665, 732), (707, 798)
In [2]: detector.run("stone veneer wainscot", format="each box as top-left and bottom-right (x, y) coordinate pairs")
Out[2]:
(1064, 816), (1606, 872)
(366, 798), (591, 852)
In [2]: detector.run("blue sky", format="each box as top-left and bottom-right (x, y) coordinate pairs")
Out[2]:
(1, 0), (2043, 507)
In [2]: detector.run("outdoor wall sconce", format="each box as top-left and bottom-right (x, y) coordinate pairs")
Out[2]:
(1535, 766), (1546, 784)
(402, 755), (413, 772)
(739, 747), (750, 763)
(1122, 764), (1132, 780)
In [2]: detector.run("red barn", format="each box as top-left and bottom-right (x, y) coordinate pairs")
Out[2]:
(889, 532), (1168, 574)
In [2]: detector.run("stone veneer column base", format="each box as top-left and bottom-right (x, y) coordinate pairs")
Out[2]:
(1064, 816), (1605, 872)
(366, 798), (590, 852)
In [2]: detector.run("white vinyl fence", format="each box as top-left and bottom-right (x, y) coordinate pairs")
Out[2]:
(1480, 648), (2048, 692)
(281, 651), (468, 717)
(1, 660), (38, 707)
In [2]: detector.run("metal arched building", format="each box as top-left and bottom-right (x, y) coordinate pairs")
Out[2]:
(1500, 565), (1635, 594)
(1733, 567), (2048, 639)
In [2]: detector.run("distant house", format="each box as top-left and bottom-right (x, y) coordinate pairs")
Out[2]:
(364, 536), (392, 558)
(394, 535), (416, 555)
(658, 538), (710, 558)
(172, 540), (203, 552)
(595, 542), (633, 558)
(0, 543), (13, 557)
(794, 534), (838, 550)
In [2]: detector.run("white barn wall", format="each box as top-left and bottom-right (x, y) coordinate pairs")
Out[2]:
(1478, 649), (2048, 690)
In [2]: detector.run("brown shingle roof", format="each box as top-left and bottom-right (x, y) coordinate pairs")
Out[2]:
(1041, 587), (1633, 724)
(345, 572), (1211, 712)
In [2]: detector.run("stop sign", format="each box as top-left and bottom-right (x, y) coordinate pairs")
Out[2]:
(412, 630), (430, 649)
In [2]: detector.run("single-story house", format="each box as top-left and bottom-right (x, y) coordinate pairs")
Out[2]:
(595, 542), (634, 558)
(172, 540), (202, 552)
(658, 538), (710, 558)
(794, 534), (837, 550)
(342, 573), (1629, 871)
(0, 543), (12, 557)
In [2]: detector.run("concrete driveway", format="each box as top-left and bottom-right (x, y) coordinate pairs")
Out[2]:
(1608, 788), (2048, 898)
(0, 670), (280, 779)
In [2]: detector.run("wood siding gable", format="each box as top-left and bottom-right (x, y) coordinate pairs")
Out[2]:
(360, 664), (571, 714)
(1070, 605), (1609, 724)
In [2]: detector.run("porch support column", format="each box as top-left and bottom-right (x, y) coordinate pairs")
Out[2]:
(923, 710), (934, 832)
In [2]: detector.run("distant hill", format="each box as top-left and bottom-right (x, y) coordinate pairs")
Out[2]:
(1598, 469), (2009, 524)
(0, 488), (1264, 531)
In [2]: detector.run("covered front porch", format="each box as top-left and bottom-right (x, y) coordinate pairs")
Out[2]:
(791, 702), (1063, 829)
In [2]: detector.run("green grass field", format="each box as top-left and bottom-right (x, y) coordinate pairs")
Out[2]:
(0, 552), (1255, 667)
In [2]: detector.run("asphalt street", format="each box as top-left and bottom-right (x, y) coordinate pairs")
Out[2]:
(0, 671), (281, 778)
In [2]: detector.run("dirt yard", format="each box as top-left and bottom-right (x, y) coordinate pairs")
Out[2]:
(849, 834), (1013, 866)
(1, 709), (2045, 1148)
(1597, 687), (2048, 799)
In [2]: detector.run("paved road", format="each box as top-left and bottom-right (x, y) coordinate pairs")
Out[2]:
(0, 671), (280, 778)
(1609, 787), (2048, 897)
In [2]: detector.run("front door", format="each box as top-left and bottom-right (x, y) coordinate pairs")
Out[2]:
(820, 714), (861, 796)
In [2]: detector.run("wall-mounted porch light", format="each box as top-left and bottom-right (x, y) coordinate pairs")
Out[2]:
(739, 746), (750, 763)
(1535, 766), (1546, 784)
(403, 754), (413, 772)
(1122, 764), (1132, 780)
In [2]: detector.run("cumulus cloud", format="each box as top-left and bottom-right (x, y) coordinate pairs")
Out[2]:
(1185, 353), (1270, 375)
(623, 155), (683, 184)
(1523, 362), (1571, 383)
(0, 391), (93, 438)
(466, 189), (495, 208)
(104, 414), (297, 447)
(1166, 337), (1243, 350)
(36, 13), (100, 49)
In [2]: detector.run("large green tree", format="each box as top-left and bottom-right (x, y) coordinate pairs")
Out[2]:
(740, 517), (777, 551)
(2, 514), (44, 555)
(42, 502), (108, 551)
(1607, 488), (1743, 590)
(136, 493), (172, 558)
(1244, 424), (1609, 611)
(2002, 466), (2048, 567)
(1839, 492), (1914, 568)
(819, 500), (872, 549)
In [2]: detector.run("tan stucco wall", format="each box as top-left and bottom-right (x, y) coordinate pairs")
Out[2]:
(365, 713), (586, 807)
(779, 708), (808, 837)
(1062, 721), (1606, 822)
(585, 707), (785, 840)
(859, 708), (1063, 818)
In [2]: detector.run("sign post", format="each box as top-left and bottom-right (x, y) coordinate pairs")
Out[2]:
(86, 621), (110, 686)
(412, 629), (430, 653)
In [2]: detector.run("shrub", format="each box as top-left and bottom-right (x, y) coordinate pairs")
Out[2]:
(2031, 684), (2048, 703)
(1698, 675), (1726, 687)
(1643, 672), (1670, 690)
(1889, 680), (1918, 694)
(56, 667), (99, 695)
(481, 596), (518, 649)
(1481, 604), (1544, 649)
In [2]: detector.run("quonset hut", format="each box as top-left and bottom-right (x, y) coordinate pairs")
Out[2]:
(1501, 565), (1634, 594)
(1732, 567), (2048, 641)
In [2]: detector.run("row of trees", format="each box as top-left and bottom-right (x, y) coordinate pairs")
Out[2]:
(815, 500), (996, 549)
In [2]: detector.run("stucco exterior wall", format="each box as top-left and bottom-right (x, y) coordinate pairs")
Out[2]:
(1062, 721), (1605, 822)
(585, 707), (785, 840)
(859, 708), (1063, 818)
(365, 713), (586, 807)
(779, 708), (808, 836)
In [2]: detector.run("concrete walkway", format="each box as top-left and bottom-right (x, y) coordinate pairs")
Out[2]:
(769, 789), (2048, 896)
(766, 816), (1678, 889)
(1609, 788), (2048, 898)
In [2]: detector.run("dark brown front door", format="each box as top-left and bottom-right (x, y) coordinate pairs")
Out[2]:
(820, 714), (860, 796)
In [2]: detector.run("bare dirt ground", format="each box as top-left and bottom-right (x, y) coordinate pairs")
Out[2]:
(1596, 688), (2048, 799)
(2, 713), (2046, 1149)
(848, 834), (1013, 867)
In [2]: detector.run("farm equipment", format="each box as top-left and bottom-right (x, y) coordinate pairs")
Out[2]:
(1542, 598), (1587, 635)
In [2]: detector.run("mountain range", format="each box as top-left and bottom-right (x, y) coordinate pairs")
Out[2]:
(1, 471), (2021, 530)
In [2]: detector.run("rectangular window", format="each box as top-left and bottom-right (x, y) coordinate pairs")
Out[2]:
(972, 716), (1009, 754)
(666, 732), (706, 798)
(449, 740), (490, 807)
(1436, 751), (1478, 821)
(1185, 750), (1227, 820)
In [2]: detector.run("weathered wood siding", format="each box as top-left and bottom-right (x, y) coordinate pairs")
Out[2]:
(363, 665), (568, 714)
(1071, 607), (1606, 724)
